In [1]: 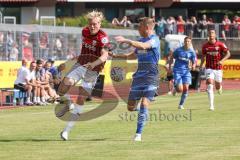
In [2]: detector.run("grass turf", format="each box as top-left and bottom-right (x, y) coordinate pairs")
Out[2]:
(0, 90), (240, 160)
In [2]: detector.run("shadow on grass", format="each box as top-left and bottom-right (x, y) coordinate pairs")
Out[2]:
(0, 138), (112, 142)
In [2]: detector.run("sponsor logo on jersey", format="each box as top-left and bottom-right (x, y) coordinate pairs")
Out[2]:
(101, 37), (108, 44)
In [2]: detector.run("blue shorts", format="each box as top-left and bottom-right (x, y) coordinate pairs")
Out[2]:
(173, 70), (192, 85)
(128, 85), (157, 101)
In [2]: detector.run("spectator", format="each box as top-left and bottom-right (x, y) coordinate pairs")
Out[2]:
(120, 16), (132, 27)
(207, 18), (215, 31)
(9, 42), (19, 61)
(6, 31), (14, 61)
(52, 63), (66, 91)
(0, 32), (4, 60)
(177, 15), (185, 35)
(155, 16), (166, 39)
(39, 32), (49, 60)
(22, 32), (34, 61)
(232, 15), (240, 38)
(191, 16), (200, 37)
(199, 14), (209, 38)
(166, 16), (176, 34)
(222, 15), (231, 41)
(14, 59), (34, 105)
(111, 17), (120, 26)
(54, 35), (63, 59)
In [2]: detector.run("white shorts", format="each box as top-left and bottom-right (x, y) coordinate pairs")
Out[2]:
(205, 69), (223, 83)
(66, 63), (98, 94)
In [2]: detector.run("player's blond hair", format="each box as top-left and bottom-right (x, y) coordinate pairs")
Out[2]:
(139, 17), (155, 29)
(86, 10), (104, 22)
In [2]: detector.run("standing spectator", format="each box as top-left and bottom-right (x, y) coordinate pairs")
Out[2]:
(120, 16), (132, 27)
(39, 32), (49, 60)
(0, 32), (4, 60)
(166, 16), (176, 34)
(221, 15), (231, 41)
(207, 18), (215, 31)
(199, 14), (209, 38)
(155, 16), (166, 39)
(54, 35), (63, 59)
(232, 15), (240, 38)
(177, 15), (185, 35)
(186, 18), (194, 38)
(6, 31), (14, 61)
(22, 32), (34, 61)
(9, 42), (19, 61)
(191, 16), (200, 37)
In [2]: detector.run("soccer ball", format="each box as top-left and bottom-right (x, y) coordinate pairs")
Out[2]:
(110, 67), (125, 82)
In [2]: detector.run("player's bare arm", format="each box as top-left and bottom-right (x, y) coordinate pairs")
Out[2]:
(114, 36), (152, 50)
(83, 48), (109, 70)
(168, 51), (174, 72)
(218, 50), (231, 65)
(109, 50), (136, 60)
(199, 54), (206, 69)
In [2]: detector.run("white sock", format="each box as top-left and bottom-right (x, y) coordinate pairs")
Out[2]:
(26, 97), (31, 103)
(41, 97), (46, 103)
(64, 121), (75, 133)
(64, 104), (83, 133)
(64, 94), (71, 101)
(33, 97), (37, 103)
(72, 104), (83, 114)
(37, 97), (41, 103)
(207, 84), (214, 108)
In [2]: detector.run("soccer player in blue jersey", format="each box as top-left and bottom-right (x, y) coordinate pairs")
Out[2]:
(169, 36), (196, 109)
(111, 17), (160, 141)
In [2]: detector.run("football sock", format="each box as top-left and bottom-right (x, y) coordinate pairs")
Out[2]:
(207, 84), (214, 107)
(136, 106), (148, 134)
(133, 101), (140, 111)
(64, 104), (83, 133)
(179, 92), (188, 106)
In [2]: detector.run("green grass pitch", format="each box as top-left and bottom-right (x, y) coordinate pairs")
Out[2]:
(0, 90), (240, 160)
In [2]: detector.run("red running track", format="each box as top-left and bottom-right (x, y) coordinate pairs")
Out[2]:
(0, 79), (239, 109)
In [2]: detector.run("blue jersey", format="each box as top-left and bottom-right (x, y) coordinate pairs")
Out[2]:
(132, 34), (160, 86)
(173, 46), (196, 72)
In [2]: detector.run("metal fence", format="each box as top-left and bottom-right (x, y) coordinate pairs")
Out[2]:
(0, 24), (139, 61)
(0, 23), (239, 61)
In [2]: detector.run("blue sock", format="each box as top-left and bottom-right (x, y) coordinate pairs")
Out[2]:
(136, 106), (148, 134)
(179, 92), (188, 106)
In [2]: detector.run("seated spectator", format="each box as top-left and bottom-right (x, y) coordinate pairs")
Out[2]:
(112, 18), (120, 26)
(52, 63), (66, 91)
(14, 59), (34, 105)
(120, 16), (132, 27)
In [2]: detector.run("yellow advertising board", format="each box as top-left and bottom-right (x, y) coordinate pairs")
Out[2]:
(0, 60), (239, 89)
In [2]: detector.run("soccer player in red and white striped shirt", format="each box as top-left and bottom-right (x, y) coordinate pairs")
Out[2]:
(56, 11), (110, 140)
(200, 29), (231, 111)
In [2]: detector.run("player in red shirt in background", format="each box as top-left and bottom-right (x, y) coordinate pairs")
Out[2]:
(56, 10), (110, 140)
(200, 29), (231, 111)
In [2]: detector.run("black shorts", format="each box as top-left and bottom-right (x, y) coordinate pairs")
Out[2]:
(167, 75), (173, 81)
(14, 83), (26, 92)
